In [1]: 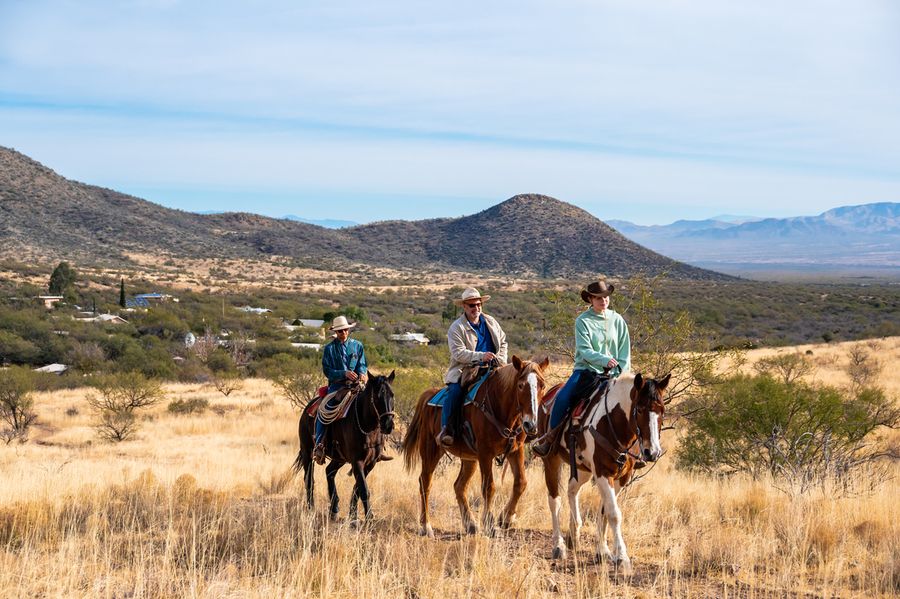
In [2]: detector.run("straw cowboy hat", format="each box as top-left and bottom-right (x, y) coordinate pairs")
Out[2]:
(580, 280), (615, 303)
(328, 315), (357, 331)
(453, 287), (492, 306)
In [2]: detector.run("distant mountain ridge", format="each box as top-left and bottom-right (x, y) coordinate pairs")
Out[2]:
(0, 146), (728, 280)
(609, 204), (900, 273)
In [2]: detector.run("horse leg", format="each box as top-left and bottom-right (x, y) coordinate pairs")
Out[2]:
(349, 461), (376, 523)
(543, 454), (566, 559)
(454, 459), (478, 535)
(498, 445), (526, 530)
(566, 467), (591, 551)
(477, 454), (497, 536)
(348, 460), (371, 526)
(595, 475), (631, 573)
(303, 454), (315, 509)
(325, 460), (343, 520)
(417, 442), (441, 538)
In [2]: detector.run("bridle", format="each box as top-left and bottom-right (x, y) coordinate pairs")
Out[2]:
(600, 382), (663, 468)
(354, 377), (396, 436)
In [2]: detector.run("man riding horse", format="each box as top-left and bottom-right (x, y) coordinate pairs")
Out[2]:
(532, 279), (631, 457)
(313, 315), (368, 464)
(438, 287), (509, 447)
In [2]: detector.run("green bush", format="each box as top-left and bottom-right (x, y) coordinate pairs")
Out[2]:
(0, 366), (37, 443)
(676, 374), (900, 493)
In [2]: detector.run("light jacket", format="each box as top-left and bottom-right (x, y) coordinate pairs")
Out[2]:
(444, 313), (508, 384)
(322, 337), (367, 388)
(573, 308), (631, 375)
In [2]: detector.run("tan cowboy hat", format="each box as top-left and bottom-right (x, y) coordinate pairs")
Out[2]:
(580, 280), (615, 303)
(329, 315), (357, 331)
(453, 287), (491, 306)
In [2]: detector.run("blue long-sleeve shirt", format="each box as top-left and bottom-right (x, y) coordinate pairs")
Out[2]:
(322, 337), (367, 390)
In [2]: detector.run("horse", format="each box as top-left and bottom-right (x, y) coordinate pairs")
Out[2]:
(537, 371), (669, 571)
(402, 355), (549, 537)
(291, 371), (396, 522)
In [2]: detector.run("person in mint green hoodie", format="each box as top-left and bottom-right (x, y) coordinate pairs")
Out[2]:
(532, 279), (630, 457)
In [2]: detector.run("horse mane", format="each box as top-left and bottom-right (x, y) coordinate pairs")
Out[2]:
(484, 359), (545, 394)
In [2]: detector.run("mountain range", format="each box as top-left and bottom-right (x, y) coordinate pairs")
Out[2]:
(608, 203), (900, 275)
(0, 146), (726, 280)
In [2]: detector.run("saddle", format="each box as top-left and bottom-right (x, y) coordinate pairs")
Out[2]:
(307, 386), (357, 423)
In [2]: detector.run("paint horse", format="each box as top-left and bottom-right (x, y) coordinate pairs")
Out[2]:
(402, 356), (549, 537)
(537, 371), (669, 571)
(292, 371), (396, 522)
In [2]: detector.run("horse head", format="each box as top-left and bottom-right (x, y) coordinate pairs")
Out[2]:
(511, 355), (550, 438)
(630, 372), (670, 463)
(370, 370), (396, 434)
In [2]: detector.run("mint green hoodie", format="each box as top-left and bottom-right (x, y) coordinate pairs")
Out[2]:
(573, 308), (631, 374)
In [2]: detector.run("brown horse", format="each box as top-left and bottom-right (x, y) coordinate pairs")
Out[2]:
(537, 371), (669, 571)
(402, 355), (549, 537)
(292, 371), (396, 522)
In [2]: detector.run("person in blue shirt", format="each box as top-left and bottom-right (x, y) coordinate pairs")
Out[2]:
(313, 315), (368, 464)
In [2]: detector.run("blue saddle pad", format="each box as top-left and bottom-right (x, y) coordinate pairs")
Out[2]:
(428, 370), (490, 407)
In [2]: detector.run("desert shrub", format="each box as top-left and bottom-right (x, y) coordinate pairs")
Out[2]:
(87, 372), (164, 442)
(0, 330), (40, 365)
(676, 374), (900, 494)
(390, 366), (445, 418)
(67, 339), (106, 374)
(268, 355), (321, 409)
(0, 366), (37, 443)
(752, 352), (814, 385)
(167, 397), (209, 415)
(206, 348), (236, 373)
(211, 372), (243, 397)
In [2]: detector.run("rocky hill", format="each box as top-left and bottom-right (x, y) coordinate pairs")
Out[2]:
(0, 146), (731, 280)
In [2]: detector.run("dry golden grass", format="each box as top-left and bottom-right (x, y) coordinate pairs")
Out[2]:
(2, 358), (898, 598)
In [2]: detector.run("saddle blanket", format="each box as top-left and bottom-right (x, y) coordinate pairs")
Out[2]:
(427, 370), (490, 408)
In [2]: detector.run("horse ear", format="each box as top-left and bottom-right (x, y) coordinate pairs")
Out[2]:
(387, 370), (395, 383)
(538, 355), (550, 371)
(512, 355), (523, 371)
(657, 372), (670, 391)
(633, 372), (644, 390)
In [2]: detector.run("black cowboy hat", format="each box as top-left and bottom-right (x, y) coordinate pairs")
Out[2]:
(580, 280), (615, 303)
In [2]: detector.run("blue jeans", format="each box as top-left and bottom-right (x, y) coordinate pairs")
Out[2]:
(549, 369), (604, 429)
(441, 382), (464, 429)
(315, 382), (345, 445)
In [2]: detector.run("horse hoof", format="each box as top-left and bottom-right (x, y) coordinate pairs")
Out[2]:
(614, 557), (633, 575)
(551, 546), (566, 560)
(466, 522), (478, 535)
(498, 514), (516, 529)
(420, 525), (434, 538)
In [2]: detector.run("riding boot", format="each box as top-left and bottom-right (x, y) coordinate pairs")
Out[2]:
(313, 442), (326, 465)
(436, 425), (454, 447)
(531, 423), (565, 457)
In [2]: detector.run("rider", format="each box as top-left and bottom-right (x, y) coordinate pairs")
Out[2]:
(438, 287), (509, 446)
(532, 279), (631, 457)
(313, 315), (368, 464)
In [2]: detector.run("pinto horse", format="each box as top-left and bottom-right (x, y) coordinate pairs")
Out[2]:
(538, 371), (669, 571)
(292, 371), (396, 522)
(402, 355), (549, 537)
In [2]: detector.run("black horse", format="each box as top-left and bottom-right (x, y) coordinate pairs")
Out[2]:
(292, 371), (396, 522)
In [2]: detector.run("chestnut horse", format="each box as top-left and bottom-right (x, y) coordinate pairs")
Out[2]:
(292, 371), (396, 522)
(538, 371), (669, 571)
(402, 356), (549, 536)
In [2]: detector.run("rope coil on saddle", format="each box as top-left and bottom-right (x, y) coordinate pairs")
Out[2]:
(317, 386), (361, 425)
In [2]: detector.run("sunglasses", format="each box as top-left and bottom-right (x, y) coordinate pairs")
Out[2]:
(464, 302), (483, 309)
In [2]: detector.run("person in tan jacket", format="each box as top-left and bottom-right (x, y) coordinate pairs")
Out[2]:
(438, 287), (509, 446)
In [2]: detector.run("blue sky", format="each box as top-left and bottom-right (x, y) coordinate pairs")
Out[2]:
(1, 1), (898, 225)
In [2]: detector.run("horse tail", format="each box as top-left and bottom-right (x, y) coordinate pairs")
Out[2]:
(402, 388), (435, 471)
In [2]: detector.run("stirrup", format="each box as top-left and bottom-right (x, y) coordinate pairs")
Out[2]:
(313, 442), (326, 464)
(437, 426), (454, 447)
(531, 424), (564, 457)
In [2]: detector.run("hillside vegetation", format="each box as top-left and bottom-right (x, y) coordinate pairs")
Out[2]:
(0, 146), (728, 280)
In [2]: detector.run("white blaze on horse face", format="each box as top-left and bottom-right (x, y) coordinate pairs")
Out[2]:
(526, 372), (539, 423)
(648, 412), (663, 459)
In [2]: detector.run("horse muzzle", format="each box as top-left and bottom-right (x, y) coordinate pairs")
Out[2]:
(522, 419), (537, 438)
(642, 447), (660, 462)
(381, 415), (395, 435)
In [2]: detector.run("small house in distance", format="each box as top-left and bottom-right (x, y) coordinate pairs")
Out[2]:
(389, 332), (430, 346)
(36, 295), (63, 309)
